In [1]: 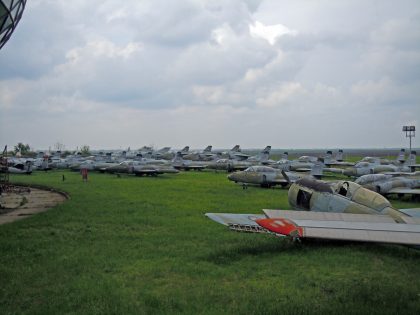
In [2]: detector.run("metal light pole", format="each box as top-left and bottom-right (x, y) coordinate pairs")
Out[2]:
(402, 126), (415, 152)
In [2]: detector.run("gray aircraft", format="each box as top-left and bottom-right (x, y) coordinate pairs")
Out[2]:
(1, 161), (33, 174)
(103, 161), (178, 176)
(183, 146), (214, 161)
(343, 151), (417, 177)
(206, 177), (420, 246)
(220, 145), (250, 161)
(171, 152), (207, 171)
(355, 173), (420, 197)
(207, 158), (252, 172)
(246, 146), (274, 165)
(227, 164), (323, 188)
(322, 150), (354, 167)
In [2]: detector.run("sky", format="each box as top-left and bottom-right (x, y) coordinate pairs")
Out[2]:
(0, 0), (419, 150)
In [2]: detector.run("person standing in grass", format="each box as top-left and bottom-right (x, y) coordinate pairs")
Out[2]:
(81, 168), (88, 182)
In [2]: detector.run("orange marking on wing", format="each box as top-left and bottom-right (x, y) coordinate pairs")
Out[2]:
(256, 218), (303, 237)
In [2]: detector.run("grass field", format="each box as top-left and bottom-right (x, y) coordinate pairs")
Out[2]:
(1, 170), (420, 314)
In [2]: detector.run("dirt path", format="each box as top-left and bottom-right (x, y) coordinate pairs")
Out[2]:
(0, 188), (67, 225)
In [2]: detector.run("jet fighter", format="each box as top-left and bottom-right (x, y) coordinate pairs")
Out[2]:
(227, 165), (323, 188)
(343, 151), (417, 177)
(355, 173), (420, 197)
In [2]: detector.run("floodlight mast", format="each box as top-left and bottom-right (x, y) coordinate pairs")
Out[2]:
(402, 125), (415, 152)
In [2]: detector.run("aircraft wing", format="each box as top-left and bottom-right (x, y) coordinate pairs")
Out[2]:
(272, 179), (290, 185)
(294, 168), (312, 172)
(256, 215), (420, 246)
(385, 187), (420, 195)
(134, 169), (158, 174)
(400, 208), (420, 218)
(205, 213), (269, 233)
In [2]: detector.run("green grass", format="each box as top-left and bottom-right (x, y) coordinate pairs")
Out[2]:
(1, 170), (420, 315)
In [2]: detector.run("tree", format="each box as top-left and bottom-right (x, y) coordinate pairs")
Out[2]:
(14, 143), (30, 155)
(80, 145), (91, 156)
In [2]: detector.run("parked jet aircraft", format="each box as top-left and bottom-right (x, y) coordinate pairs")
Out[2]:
(151, 147), (172, 160)
(207, 158), (252, 172)
(206, 177), (420, 246)
(171, 152), (207, 171)
(343, 151), (417, 177)
(227, 164), (323, 188)
(322, 150), (354, 167)
(0, 161), (33, 174)
(246, 146), (273, 164)
(183, 146), (214, 161)
(358, 149), (408, 166)
(103, 161), (178, 176)
(355, 173), (420, 197)
(220, 145), (250, 160)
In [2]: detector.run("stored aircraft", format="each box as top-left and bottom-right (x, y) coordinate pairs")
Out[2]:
(227, 165), (323, 188)
(343, 151), (417, 177)
(206, 177), (420, 246)
(355, 173), (420, 197)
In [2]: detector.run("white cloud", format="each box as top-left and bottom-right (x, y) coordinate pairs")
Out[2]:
(249, 20), (297, 45)
(1, 0), (420, 149)
(256, 82), (305, 108)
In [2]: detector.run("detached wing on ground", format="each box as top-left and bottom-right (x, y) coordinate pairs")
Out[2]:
(206, 210), (420, 246)
(257, 210), (420, 246)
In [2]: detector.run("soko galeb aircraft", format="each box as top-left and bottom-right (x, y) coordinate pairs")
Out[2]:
(206, 177), (420, 246)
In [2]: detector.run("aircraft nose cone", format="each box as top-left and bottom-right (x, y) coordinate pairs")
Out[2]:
(227, 173), (235, 181)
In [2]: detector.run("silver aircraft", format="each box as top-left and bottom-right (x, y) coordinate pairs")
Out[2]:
(355, 173), (420, 197)
(227, 164), (323, 188)
(343, 151), (417, 177)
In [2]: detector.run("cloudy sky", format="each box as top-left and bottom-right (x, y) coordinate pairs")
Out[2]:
(1, 0), (419, 150)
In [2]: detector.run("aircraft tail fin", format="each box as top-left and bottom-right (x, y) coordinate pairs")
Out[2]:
(397, 149), (406, 163)
(259, 152), (269, 163)
(310, 162), (324, 179)
(203, 145), (212, 152)
(281, 152), (289, 160)
(261, 146), (271, 154)
(335, 149), (344, 162)
(181, 146), (189, 153)
(405, 151), (416, 166)
(172, 152), (184, 163)
(231, 145), (240, 152)
(323, 151), (333, 165)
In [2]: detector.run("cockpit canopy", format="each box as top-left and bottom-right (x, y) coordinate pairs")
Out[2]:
(298, 156), (318, 163)
(244, 166), (276, 173)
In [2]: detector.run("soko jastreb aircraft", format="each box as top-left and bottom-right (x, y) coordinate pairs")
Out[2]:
(206, 177), (420, 246)
(355, 172), (420, 198)
(227, 163), (324, 188)
(343, 151), (417, 177)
